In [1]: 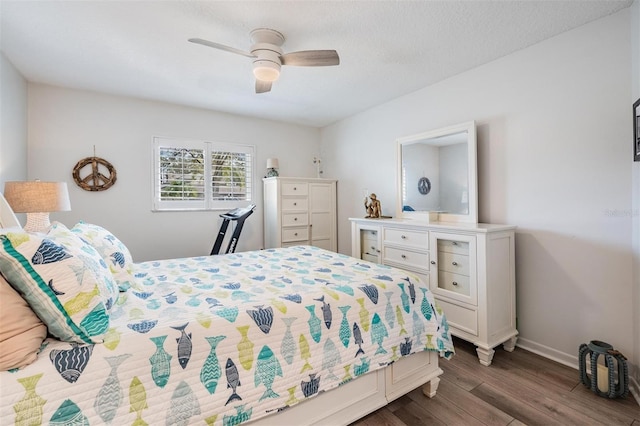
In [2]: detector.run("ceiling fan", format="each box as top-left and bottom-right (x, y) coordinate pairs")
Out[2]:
(189, 28), (340, 94)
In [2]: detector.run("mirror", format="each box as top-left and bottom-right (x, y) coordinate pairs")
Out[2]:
(396, 121), (477, 223)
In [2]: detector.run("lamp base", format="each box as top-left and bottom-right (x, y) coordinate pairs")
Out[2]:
(23, 212), (52, 233)
(266, 168), (279, 177)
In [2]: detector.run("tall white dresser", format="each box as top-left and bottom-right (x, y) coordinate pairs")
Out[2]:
(263, 177), (337, 252)
(350, 217), (517, 366)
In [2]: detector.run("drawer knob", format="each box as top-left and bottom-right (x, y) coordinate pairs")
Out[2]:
(430, 261), (436, 265)
(452, 241), (458, 245)
(452, 281), (459, 286)
(452, 261), (458, 266)
(370, 246), (376, 250)
(376, 249), (380, 253)
(293, 187), (297, 190)
(401, 254), (407, 259)
(294, 233), (298, 236)
(401, 235), (407, 239)
(294, 202), (297, 206)
(294, 217), (298, 221)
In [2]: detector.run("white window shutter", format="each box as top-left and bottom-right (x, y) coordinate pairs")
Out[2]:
(153, 137), (255, 211)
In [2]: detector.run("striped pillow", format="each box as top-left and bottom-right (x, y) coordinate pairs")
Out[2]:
(0, 224), (117, 344)
(71, 222), (135, 292)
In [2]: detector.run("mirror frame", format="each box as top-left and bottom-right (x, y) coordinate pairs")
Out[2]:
(396, 120), (478, 223)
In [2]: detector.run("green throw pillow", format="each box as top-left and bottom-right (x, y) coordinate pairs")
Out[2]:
(0, 223), (117, 344)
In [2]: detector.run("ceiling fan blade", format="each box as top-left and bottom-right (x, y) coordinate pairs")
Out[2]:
(281, 50), (340, 66)
(255, 80), (272, 94)
(188, 38), (255, 58)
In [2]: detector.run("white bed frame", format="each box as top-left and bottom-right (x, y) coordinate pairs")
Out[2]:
(0, 193), (443, 425)
(250, 350), (442, 425)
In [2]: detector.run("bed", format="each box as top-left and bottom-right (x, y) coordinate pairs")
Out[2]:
(0, 196), (454, 425)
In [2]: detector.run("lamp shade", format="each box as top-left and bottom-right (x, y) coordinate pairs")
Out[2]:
(4, 181), (71, 213)
(266, 158), (279, 169)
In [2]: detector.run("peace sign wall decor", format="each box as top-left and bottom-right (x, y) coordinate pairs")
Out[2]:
(72, 156), (117, 191)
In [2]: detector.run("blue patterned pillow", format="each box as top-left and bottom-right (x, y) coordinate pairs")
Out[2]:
(0, 224), (117, 344)
(71, 222), (135, 292)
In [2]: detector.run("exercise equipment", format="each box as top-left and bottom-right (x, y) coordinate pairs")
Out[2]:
(210, 204), (256, 255)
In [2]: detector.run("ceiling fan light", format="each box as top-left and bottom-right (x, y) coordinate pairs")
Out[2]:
(253, 60), (280, 82)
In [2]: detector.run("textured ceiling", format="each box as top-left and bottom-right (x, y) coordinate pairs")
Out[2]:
(0, 0), (632, 127)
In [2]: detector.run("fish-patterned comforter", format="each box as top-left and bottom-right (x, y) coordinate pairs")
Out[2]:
(1, 245), (454, 425)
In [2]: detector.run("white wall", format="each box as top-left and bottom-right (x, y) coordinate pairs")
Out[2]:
(631, 0), (640, 401)
(0, 52), (28, 186)
(27, 85), (321, 261)
(322, 10), (634, 365)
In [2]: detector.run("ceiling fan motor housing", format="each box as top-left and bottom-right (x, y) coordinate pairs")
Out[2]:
(251, 44), (283, 82)
(250, 29), (285, 82)
(250, 28), (285, 46)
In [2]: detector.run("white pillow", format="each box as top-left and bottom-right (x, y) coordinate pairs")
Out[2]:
(71, 221), (135, 291)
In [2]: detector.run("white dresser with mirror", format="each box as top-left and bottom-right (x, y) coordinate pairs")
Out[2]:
(350, 120), (517, 366)
(350, 218), (516, 366)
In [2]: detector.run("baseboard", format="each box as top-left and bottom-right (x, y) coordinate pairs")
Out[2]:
(516, 337), (579, 369)
(516, 338), (640, 407)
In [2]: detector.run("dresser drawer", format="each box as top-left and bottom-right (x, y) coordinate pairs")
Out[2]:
(438, 239), (469, 255)
(282, 227), (309, 242)
(361, 229), (379, 242)
(384, 246), (429, 270)
(384, 228), (428, 248)
(362, 243), (379, 256)
(438, 271), (472, 299)
(436, 298), (478, 336)
(362, 235), (379, 252)
(362, 253), (379, 263)
(281, 198), (308, 211)
(438, 251), (469, 276)
(281, 182), (308, 196)
(282, 213), (308, 227)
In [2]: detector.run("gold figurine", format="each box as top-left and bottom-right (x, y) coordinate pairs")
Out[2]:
(364, 193), (381, 218)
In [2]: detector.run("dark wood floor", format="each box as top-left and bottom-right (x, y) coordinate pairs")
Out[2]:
(352, 337), (640, 426)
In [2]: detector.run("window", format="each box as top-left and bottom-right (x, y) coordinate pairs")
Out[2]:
(153, 137), (254, 211)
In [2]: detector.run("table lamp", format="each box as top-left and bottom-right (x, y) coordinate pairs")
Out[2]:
(266, 158), (279, 177)
(3, 181), (71, 232)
